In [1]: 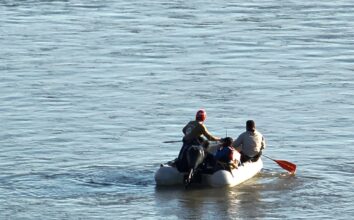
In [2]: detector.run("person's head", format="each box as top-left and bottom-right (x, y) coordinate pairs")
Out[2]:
(246, 120), (256, 132)
(195, 109), (207, 122)
(221, 137), (233, 147)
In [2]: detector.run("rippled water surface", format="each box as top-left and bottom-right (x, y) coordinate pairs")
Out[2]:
(1, 0), (354, 219)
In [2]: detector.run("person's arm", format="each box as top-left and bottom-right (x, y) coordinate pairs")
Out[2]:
(201, 124), (220, 141)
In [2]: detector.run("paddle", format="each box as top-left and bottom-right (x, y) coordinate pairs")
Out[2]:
(163, 140), (182, 143)
(262, 154), (297, 174)
(163, 140), (221, 144)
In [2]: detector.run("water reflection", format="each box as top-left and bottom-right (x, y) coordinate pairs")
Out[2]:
(154, 179), (265, 219)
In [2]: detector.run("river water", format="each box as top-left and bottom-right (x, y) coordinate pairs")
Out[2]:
(1, 0), (353, 219)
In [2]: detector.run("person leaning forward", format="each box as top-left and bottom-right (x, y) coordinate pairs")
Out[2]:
(175, 109), (221, 172)
(182, 109), (220, 145)
(232, 120), (266, 163)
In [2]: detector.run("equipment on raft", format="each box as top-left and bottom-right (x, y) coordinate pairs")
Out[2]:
(154, 143), (263, 188)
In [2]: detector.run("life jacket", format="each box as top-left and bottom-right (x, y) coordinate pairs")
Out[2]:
(214, 147), (241, 171)
(215, 146), (234, 163)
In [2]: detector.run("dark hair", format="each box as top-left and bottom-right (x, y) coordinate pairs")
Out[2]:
(221, 137), (233, 147)
(246, 120), (255, 132)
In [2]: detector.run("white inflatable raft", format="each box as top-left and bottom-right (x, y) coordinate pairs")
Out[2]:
(155, 144), (263, 188)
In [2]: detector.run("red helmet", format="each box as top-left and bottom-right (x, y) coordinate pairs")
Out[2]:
(196, 109), (207, 121)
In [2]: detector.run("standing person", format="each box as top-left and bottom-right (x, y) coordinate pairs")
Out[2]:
(176, 109), (221, 172)
(232, 120), (266, 163)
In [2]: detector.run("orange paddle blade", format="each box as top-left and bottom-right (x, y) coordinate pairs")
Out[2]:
(263, 155), (297, 174)
(274, 160), (297, 174)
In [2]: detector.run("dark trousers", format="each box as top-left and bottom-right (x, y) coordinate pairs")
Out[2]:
(176, 138), (204, 172)
(176, 145), (188, 172)
(240, 151), (262, 163)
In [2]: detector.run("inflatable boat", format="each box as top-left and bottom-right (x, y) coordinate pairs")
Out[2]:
(154, 143), (263, 188)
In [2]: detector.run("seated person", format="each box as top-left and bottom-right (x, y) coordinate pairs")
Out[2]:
(214, 137), (240, 170)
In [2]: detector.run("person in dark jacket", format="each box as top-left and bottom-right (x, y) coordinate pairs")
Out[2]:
(176, 109), (220, 172)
